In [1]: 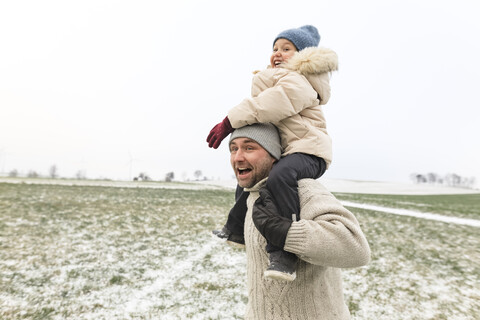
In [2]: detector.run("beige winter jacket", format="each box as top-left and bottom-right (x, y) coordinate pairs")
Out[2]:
(244, 178), (371, 320)
(228, 47), (338, 168)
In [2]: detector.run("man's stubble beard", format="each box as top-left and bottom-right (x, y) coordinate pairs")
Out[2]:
(240, 157), (275, 189)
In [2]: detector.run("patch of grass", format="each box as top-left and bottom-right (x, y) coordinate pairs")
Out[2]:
(193, 282), (223, 291)
(343, 207), (480, 319)
(109, 275), (125, 285)
(1, 182), (479, 319)
(31, 307), (55, 320)
(334, 192), (480, 219)
(0, 182), (240, 319)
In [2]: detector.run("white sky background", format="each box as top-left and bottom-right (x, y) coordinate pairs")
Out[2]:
(1, 0), (479, 185)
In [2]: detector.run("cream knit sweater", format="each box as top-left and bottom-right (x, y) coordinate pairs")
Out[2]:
(243, 178), (371, 320)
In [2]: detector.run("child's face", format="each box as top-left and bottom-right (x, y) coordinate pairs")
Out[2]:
(270, 38), (297, 68)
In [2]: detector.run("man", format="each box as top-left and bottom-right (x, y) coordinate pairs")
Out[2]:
(227, 123), (371, 320)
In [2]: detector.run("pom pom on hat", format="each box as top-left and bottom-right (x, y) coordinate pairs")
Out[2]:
(273, 25), (320, 51)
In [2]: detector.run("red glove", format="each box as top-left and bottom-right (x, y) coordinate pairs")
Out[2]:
(206, 116), (234, 149)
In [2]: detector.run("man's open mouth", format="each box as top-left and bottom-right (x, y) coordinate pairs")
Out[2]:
(237, 168), (252, 176)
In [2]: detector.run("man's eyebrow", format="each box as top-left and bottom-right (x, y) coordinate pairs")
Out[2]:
(230, 138), (258, 145)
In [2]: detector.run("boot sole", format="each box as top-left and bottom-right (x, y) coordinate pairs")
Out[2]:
(211, 233), (245, 249)
(226, 240), (246, 249)
(264, 270), (296, 282)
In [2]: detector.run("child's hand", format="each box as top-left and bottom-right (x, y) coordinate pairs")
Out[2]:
(206, 116), (234, 149)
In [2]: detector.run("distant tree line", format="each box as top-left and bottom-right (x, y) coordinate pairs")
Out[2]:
(6, 166), (210, 183)
(8, 165), (59, 179)
(410, 172), (476, 189)
(133, 170), (208, 182)
(133, 172), (152, 181)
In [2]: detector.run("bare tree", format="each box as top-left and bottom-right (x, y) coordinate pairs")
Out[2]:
(410, 173), (426, 184)
(137, 172), (151, 181)
(165, 172), (174, 182)
(194, 170), (202, 180)
(76, 170), (86, 180)
(445, 173), (461, 187)
(49, 165), (58, 179)
(411, 172), (476, 189)
(8, 169), (18, 177)
(426, 172), (439, 184)
(27, 170), (39, 178)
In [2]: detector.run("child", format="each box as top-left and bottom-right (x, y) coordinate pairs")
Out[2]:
(207, 25), (338, 281)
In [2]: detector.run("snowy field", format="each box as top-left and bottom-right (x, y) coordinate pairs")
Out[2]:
(2, 177), (479, 195)
(1, 178), (479, 319)
(194, 177), (480, 195)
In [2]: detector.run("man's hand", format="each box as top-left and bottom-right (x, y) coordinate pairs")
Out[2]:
(206, 116), (234, 149)
(252, 187), (293, 249)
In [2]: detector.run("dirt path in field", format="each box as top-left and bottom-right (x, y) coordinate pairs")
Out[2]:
(341, 201), (480, 227)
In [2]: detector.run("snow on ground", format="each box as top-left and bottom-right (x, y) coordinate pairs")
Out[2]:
(194, 178), (480, 195)
(1, 178), (479, 319)
(194, 178), (480, 228)
(0, 178), (225, 190)
(2, 177), (479, 228)
(341, 201), (480, 228)
(1, 177), (479, 195)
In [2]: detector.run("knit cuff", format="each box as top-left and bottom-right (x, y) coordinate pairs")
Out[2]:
(222, 116), (233, 132)
(283, 220), (308, 254)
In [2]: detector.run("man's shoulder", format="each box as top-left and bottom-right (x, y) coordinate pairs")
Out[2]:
(297, 179), (343, 210)
(298, 178), (324, 186)
(298, 178), (331, 195)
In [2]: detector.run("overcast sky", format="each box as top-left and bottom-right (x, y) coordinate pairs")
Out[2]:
(1, 0), (479, 186)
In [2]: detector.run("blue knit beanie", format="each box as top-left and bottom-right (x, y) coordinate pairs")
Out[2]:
(273, 25), (320, 51)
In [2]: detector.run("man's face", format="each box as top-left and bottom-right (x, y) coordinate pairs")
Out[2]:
(229, 138), (276, 188)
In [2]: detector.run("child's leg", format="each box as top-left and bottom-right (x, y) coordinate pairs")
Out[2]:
(213, 184), (248, 247)
(224, 184), (249, 236)
(262, 154), (326, 281)
(267, 153), (326, 221)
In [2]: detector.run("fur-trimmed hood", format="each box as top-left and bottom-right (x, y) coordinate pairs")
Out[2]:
(284, 47), (338, 75)
(283, 47), (337, 98)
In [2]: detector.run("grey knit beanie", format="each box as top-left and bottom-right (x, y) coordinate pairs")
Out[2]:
(229, 123), (282, 160)
(273, 25), (320, 51)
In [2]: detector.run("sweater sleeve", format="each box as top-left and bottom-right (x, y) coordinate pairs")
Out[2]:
(227, 70), (318, 128)
(283, 180), (371, 268)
